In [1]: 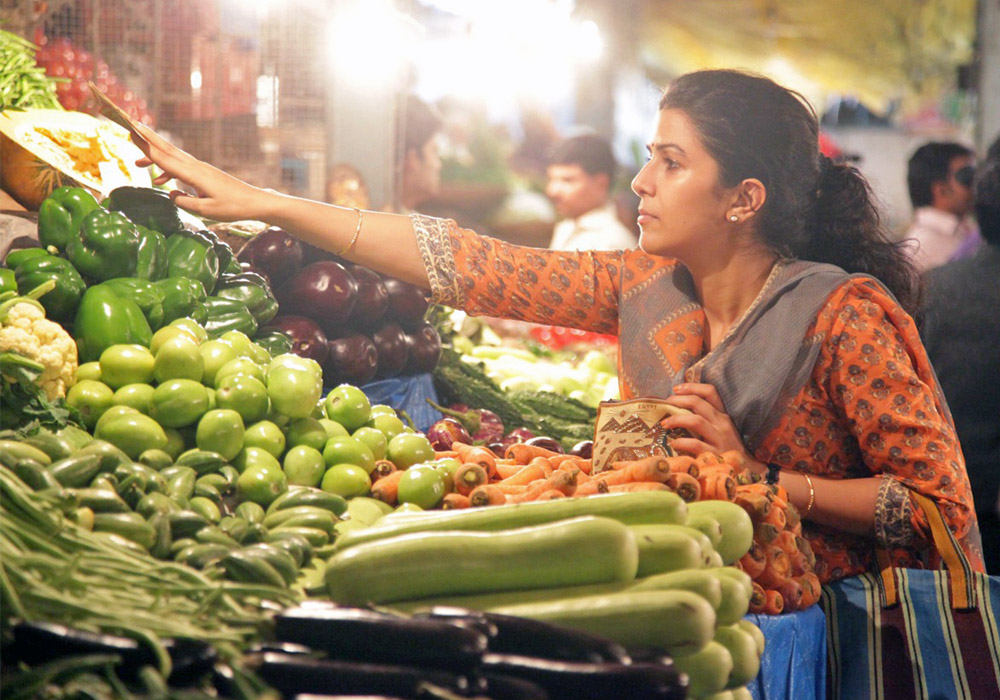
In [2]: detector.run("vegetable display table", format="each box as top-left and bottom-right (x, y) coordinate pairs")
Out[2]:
(747, 605), (826, 700)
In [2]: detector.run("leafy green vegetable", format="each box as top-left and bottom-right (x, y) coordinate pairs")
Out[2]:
(0, 351), (82, 434)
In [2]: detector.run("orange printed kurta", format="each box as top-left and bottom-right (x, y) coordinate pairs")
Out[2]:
(413, 215), (985, 582)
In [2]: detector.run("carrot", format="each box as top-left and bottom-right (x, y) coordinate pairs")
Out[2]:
(371, 459), (397, 481)
(720, 450), (748, 470)
(735, 470), (754, 486)
(788, 547), (809, 577)
(548, 454), (592, 474)
(695, 451), (725, 468)
(574, 479), (610, 496)
(507, 470), (577, 503)
(739, 540), (767, 579)
(534, 489), (566, 501)
(452, 443), (498, 478)
(505, 443), (561, 464)
(777, 578), (804, 613)
(453, 463), (489, 496)
(666, 456), (700, 478)
(782, 500), (802, 530)
(469, 484), (507, 507)
(763, 503), (787, 529)
(737, 482), (777, 500)
(441, 492), (471, 510)
(699, 462), (737, 479)
(756, 546), (792, 588)
(698, 472), (736, 501)
(797, 572), (822, 607)
(433, 450), (459, 460)
(493, 484), (531, 496)
(493, 462), (524, 480)
(665, 472), (702, 502)
(762, 588), (785, 615)
(370, 470), (405, 506)
(608, 482), (670, 493)
(749, 582), (768, 614)
(734, 492), (772, 524)
(499, 462), (547, 487)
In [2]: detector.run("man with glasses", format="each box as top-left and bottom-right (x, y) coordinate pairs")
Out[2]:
(903, 141), (979, 271)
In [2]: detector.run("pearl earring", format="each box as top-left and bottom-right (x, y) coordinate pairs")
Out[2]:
(729, 214), (739, 222)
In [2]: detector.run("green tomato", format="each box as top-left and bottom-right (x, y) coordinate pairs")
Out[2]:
(285, 417), (329, 451)
(321, 463), (371, 498)
(369, 404), (397, 418)
(198, 340), (238, 386)
(322, 436), (375, 473)
(162, 427), (185, 460)
(283, 445), (326, 487)
(112, 383), (155, 414)
(324, 384), (371, 432)
(205, 387), (216, 411)
(236, 462), (287, 507)
(386, 433), (436, 470)
(95, 413), (168, 459)
(394, 502), (425, 514)
(269, 353), (322, 376)
(232, 446), (282, 474)
(267, 365), (323, 419)
(219, 330), (254, 358)
(367, 413), (405, 441)
(99, 345), (155, 390)
(94, 405), (140, 436)
(397, 466), (446, 509)
(214, 358), (265, 387)
(249, 342), (271, 365)
(215, 374), (270, 424)
(196, 409), (245, 461)
(319, 418), (349, 440)
(150, 325), (197, 355)
(66, 379), (115, 429)
(243, 420), (286, 458)
(169, 317), (207, 342)
(149, 378), (210, 428)
(351, 426), (387, 461)
(153, 334), (204, 383)
(76, 361), (102, 382)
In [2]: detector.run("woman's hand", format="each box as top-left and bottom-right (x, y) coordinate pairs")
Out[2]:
(662, 383), (763, 472)
(131, 123), (276, 222)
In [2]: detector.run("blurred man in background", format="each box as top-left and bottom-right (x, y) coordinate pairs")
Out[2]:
(904, 141), (979, 271)
(398, 95), (444, 214)
(545, 133), (637, 251)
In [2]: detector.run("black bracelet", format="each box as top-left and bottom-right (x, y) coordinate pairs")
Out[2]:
(765, 463), (781, 486)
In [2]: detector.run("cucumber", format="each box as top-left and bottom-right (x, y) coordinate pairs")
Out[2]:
(137, 448), (174, 470)
(221, 549), (287, 588)
(241, 543), (299, 585)
(13, 458), (61, 491)
(686, 500), (754, 565)
(736, 619), (766, 657)
(114, 462), (167, 494)
(709, 570), (752, 625)
(267, 487), (348, 517)
(46, 454), (102, 487)
(0, 440), (52, 466)
(165, 467), (197, 501)
(234, 501), (266, 525)
(267, 525), (330, 548)
(168, 510), (211, 539)
(714, 623), (761, 689)
(149, 512), (173, 559)
(23, 432), (74, 461)
(194, 525), (241, 549)
(627, 525), (706, 577)
(92, 512), (156, 550)
(135, 492), (182, 518)
(492, 589), (716, 655)
(176, 543), (231, 569)
(77, 440), (131, 473)
(263, 506), (338, 533)
(188, 496), (222, 523)
(174, 449), (228, 475)
(325, 515), (639, 606)
(265, 532), (313, 568)
(218, 515), (251, 542)
(336, 491), (687, 553)
(686, 512), (724, 548)
(74, 487), (131, 513)
(673, 640), (733, 697)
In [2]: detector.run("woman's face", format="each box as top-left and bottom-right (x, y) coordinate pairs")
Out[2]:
(631, 108), (736, 260)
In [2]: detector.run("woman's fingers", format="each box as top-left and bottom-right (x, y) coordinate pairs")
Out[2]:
(669, 437), (717, 456)
(672, 382), (728, 412)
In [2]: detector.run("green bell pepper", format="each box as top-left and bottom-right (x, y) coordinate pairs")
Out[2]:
(4, 247), (50, 269)
(213, 272), (278, 325)
(199, 229), (236, 276)
(37, 186), (101, 252)
(101, 278), (165, 330)
(66, 209), (141, 281)
(153, 277), (208, 325)
(13, 255), (87, 323)
(135, 225), (168, 281)
(106, 186), (185, 234)
(164, 230), (220, 293)
(74, 284), (153, 363)
(203, 296), (258, 339)
(253, 328), (293, 357)
(0, 268), (15, 295)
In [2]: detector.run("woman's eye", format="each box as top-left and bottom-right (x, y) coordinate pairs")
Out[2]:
(665, 158), (679, 169)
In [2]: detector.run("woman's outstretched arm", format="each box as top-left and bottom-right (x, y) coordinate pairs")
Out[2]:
(132, 123), (429, 286)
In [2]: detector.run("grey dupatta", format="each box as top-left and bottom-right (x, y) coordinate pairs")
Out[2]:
(618, 259), (854, 452)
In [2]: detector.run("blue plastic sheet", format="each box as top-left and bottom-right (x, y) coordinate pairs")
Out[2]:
(747, 605), (827, 700)
(357, 373), (443, 433)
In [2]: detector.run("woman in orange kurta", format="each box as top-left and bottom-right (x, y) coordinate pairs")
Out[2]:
(134, 70), (983, 581)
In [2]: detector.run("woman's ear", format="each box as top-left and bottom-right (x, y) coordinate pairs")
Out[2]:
(727, 178), (767, 223)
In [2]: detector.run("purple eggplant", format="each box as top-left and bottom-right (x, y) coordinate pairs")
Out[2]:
(278, 261), (358, 328)
(238, 227), (303, 286)
(427, 418), (473, 451)
(265, 315), (329, 365)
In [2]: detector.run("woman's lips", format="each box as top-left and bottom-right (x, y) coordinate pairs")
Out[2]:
(637, 208), (657, 225)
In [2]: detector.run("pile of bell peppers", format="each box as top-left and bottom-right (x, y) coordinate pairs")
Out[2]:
(4, 185), (281, 363)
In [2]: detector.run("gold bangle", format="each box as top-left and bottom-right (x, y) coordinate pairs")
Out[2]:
(801, 472), (816, 519)
(336, 207), (363, 257)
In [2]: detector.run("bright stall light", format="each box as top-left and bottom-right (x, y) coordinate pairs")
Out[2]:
(327, 0), (416, 90)
(190, 70), (203, 90)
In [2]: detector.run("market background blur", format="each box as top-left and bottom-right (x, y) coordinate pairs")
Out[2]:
(2, 0), (996, 247)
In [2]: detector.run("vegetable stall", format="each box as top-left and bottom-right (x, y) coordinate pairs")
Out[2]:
(0, 31), (825, 700)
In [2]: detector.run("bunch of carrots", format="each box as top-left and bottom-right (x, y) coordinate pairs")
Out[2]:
(367, 440), (821, 614)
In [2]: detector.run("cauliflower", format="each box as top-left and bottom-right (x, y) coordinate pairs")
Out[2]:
(0, 302), (78, 399)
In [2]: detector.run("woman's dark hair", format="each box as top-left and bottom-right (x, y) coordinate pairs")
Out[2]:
(660, 69), (920, 313)
(403, 95), (443, 155)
